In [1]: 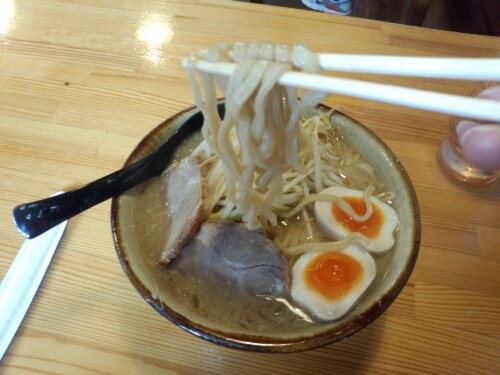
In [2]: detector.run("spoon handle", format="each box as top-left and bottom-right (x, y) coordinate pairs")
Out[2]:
(13, 103), (219, 239)
(13, 118), (197, 239)
(13, 155), (160, 239)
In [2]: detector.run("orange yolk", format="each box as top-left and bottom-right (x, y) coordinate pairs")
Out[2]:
(304, 252), (363, 301)
(332, 196), (383, 239)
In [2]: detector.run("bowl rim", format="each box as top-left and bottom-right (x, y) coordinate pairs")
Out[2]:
(111, 102), (421, 353)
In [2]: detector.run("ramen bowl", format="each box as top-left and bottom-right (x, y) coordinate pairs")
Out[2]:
(111, 103), (420, 352)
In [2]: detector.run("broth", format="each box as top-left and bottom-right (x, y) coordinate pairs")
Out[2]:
(128, 116), (395, 335)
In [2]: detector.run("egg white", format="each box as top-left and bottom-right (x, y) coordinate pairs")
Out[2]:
(314, 186), (399, 253)
(291, 244), (376, 321)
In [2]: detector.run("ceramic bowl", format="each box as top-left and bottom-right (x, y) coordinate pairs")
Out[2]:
(111, 103), (420, 352)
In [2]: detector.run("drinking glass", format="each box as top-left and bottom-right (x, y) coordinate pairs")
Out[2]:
(438, 81), (500, 186)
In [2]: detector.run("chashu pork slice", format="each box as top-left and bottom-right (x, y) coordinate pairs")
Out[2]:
(174, 221), (290, 297)
(161, 156), (208, 264)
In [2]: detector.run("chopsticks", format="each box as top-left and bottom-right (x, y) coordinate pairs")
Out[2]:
(183, 55), (500, 122)
(317, 55), (500, 80)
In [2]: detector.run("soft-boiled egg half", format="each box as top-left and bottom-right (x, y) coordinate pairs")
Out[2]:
(291, 244), (376, 321)
(314, 186), (399, 253)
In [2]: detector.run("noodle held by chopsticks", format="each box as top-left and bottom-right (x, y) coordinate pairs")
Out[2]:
(185, 43), (326, 230)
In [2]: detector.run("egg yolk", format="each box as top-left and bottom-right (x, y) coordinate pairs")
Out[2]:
(332, 197), (383, 238)
(304, 251), (363, 301)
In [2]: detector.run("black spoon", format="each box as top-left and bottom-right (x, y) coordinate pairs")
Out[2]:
(13, 104), (224, 239)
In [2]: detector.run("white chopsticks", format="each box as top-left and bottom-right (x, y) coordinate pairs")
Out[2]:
(183, 55), (500, 123)
(280, 72), (500, 122)
(317, 55), (500, 80)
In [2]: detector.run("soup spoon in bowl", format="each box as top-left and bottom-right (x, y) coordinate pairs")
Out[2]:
(12, 104), (223, 239)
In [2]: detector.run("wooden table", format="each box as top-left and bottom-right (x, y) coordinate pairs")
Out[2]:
(1, 1), (499, 373)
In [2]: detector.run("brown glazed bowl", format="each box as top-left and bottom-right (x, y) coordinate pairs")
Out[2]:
(111, 103), (420, 353)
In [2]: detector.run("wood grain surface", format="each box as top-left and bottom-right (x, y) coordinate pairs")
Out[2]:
(0, 1), (499, 374)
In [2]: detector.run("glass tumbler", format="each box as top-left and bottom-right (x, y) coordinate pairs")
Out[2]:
(438, 81), (500, 186)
